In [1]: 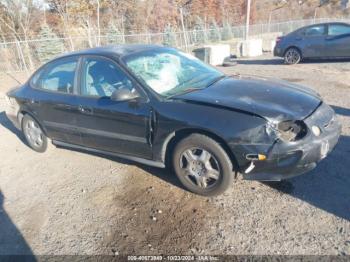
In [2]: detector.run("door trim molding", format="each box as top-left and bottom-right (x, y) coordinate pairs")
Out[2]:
(44, 120), (147, 143)
(52, 140), (165, 168)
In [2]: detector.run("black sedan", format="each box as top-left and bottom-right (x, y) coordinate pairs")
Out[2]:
(5, 45), (341, 196)
(274, 22), (350, 64)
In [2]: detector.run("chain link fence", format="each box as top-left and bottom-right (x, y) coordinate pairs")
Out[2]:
(1, 17), (349, 74)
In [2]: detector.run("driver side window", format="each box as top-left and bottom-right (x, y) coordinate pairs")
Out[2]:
(81, 57), (133, 97)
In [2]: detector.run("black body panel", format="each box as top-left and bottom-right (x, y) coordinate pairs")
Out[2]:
(176, 76), (321, 121)
(74, 96), (153, 159)
(5, 45), (341, 182)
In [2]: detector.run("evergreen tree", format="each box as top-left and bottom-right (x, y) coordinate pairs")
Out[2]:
(162, 24), (176, 47)
(36, 25), (64, 63)
(208, 19), (221, 43)
(222, 21), (233, 41)
(193, 16), (207, 45)
(106, 24), (124, 45)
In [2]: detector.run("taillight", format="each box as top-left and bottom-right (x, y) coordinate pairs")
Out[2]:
(276, 36), (283, 44)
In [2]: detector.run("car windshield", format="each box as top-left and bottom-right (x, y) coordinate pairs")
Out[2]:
(123, 49), (224, 98)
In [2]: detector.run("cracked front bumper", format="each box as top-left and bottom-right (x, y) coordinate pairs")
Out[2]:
(242, 103), (342, 181)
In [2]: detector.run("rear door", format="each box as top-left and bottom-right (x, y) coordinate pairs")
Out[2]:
(301, 25), (327, 58)
(75, 55), (153, 159)
(325, 23), (350, 57)
(28, 56), (82, 144)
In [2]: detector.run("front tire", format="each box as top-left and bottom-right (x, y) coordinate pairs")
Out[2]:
(284, 47), (302, 65)
(22, 114), (47, 153)
(172, 134), (234, 196)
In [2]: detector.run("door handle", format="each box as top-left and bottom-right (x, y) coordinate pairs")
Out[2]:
(78, 105), (93, 115)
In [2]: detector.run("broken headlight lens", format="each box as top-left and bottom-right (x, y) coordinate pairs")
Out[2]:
(311, 125), (321, 136)
(266, 120), (307, 142)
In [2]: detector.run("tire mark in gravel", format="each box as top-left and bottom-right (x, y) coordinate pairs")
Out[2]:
(95, 166), (217, 255)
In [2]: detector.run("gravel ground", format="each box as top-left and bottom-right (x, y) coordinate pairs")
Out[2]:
(0, 54), (349, 256)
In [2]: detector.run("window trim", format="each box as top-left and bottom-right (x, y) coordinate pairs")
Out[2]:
(327, 23), (350, 36)
(76, 54), (149, 101)
(29, 55), (81, 96)
(303, 25), (326, 37)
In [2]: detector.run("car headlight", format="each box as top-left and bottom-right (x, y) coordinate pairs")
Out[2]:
(266, 120), (307, 142)
(311, 125), (321, 136)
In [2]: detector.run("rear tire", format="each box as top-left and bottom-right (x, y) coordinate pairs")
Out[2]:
(172, 134), (234, 196)
(284, 47), (302, 65)
(22, 114), (47, 153)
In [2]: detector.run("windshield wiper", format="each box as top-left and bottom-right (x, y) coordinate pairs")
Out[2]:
(173, 72), (213, 90)
(165, 87), (204, 99)
(205, 75), (226, 88)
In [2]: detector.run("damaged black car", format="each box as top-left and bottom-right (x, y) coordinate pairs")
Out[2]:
(5, 45), (341, 196)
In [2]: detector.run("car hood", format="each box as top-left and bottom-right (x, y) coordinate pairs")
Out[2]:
(176, 75), (322, 122)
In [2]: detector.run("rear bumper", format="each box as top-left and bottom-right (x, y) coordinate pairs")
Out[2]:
(242, 104), (342, 181)
(4, 95), (21, 129)
(273, 46), (284, 57)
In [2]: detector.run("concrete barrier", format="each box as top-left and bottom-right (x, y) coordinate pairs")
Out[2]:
(219, 32), (283, 56)
(191, 32), (284, 58)
(240, 39), (263, 57)
(193, 44), (231, 66)
(204, 44), (231, 66)
(261, 32), (282, 52)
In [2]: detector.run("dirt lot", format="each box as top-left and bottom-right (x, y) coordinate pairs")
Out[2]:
(0, 55), (350, 256)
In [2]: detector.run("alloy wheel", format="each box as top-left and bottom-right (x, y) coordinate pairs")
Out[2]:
(24, 119), (44, 148)
(285, 49), (301, 64)
(179, 148), (221, 189)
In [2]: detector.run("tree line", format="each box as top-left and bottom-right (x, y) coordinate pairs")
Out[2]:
(1, 0), (348, 44)
(0, 0), (347, 70)
(0, 0), (255, 43)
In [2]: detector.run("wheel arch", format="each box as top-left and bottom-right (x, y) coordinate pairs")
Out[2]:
(284, 46), (303, 58)
(161, 128), (239, 171)
(18, 110), (48, 136)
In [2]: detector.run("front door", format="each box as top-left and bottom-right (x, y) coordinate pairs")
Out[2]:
(75, 55), (153, 159)
(301, 24), (327, 58)
(325, 23), (350, 57)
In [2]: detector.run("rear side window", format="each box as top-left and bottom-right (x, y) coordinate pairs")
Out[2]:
(31, 57), (78, 94)
(328, 24), (350, 36)
(304, 25), (326, 36)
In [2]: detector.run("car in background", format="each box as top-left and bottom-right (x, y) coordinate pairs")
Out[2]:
(274, 22), (350, 64)
(5, 45), (341, 196)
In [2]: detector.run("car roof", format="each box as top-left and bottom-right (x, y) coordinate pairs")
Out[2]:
(56, 44), (167, 59)
(298, 22), (350, 31)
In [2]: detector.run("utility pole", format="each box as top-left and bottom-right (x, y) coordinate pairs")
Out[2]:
(96, 0), (101, 46)
(178, 0), (192, 52)
(180, 7), (188, 52)
(245, 0), (251, 40)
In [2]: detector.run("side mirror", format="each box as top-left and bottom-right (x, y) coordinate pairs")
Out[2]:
(110, 88), (140, 102)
